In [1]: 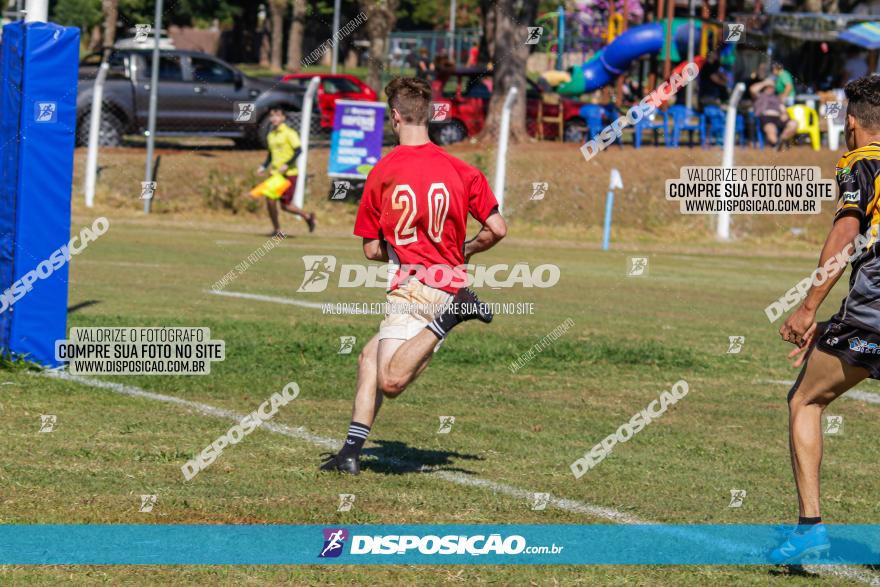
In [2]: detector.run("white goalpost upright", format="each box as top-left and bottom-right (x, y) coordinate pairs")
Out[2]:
(84, 61), (109, 208)
(294, 76), (321, 210)
(493, 86), (519, 214)
(717, 82), (746, 241)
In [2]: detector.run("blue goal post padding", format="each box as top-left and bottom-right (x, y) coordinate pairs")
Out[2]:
(0, 21), (80, 367)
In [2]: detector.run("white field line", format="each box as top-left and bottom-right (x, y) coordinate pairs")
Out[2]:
(206, 289), (325, 309)
(214, 240), (353, 252)
(76, 260), (166, 268)
(41, 371), (880, 583)
(764, 380), (880, 405)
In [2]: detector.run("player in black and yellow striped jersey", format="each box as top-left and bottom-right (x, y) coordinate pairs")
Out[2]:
(772, 75), (880, 564)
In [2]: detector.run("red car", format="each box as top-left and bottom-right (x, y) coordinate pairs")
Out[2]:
(428, 68), (586, 145)
(280, 73), (378, 131)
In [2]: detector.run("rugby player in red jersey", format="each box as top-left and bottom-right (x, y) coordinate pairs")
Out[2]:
(321, 77), (507, 474)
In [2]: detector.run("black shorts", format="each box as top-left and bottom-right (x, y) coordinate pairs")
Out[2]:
(758, 114), (785, 133)
(815, 320), (880, 379)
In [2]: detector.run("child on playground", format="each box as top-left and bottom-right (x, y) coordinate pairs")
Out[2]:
(256, 107), (316, 237)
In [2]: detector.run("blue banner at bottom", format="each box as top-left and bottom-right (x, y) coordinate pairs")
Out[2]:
(1, 524), (878, 565)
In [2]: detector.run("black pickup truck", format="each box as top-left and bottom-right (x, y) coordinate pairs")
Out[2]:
(77, 49), (308, 148)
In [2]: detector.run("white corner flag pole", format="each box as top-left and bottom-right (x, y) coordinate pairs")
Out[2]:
(23, 0), (48, 21)
(84, 61), (109, 208)
(143, 0), (164, 214)
(718, 82), (745, 241)
(493, 86), (518, 214)
(294, 76), (321, 210)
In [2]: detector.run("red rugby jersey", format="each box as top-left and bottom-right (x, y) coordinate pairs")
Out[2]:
(354, 142), (498, 293)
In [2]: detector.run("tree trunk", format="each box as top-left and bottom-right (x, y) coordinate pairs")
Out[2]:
(479, 0), (496, 65)
(101, 0), (118, 49)
(269, 0), (285, 73)
(478, 0), (537, 142)
(359, 0), (399, 93)
(259, 5), (271, 67)
(89, 24), (103, 52)
(286, 0), (307, 71)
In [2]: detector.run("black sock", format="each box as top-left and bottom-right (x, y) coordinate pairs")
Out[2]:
(796, 516), (822, 533)
(338, 421), (370, 458)
(426, 310), (462, 340)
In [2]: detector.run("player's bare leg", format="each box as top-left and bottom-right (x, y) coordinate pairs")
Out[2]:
(321, 335), (383, 475)
(280, 201), (316, 232)
(771, 348), (866, 563)
(377, 333), (437, 398)
(787, 348), (867, 518)
(265, 199), (282, 236)
(378, 288), (493, 398)
(351, 334), (383, 426)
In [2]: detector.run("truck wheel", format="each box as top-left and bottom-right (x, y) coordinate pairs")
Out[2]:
(77, 110), (125, 147)
(429, 120), (467, 145)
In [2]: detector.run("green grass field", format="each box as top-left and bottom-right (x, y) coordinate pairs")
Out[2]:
(2, 202), (880, 584)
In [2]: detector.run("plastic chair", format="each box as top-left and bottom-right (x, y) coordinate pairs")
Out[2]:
(668, 105), (706, 148)
(703, 105), (746, 147)
(786, 105), (821, 151)
(823, 102), (845, 151)
(579, 104), (622, 146)
(747, 111), (765, 149)
(604, 104), (624, 148)
(633, 110), (669, 148)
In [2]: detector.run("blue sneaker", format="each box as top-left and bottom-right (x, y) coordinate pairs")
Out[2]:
(769, 524), (830, 564)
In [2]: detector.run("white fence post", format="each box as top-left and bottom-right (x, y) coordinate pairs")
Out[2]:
(294, 76), (321, 210)
(493, 86), (518, 214)
(718, 82), (745, 241)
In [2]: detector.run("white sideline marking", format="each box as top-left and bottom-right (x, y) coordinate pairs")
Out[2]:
(764, 380), (880, 405)
(206, 289), (325, 309)
(215, 240), (352, 252)
(42, 371), (880, 583)
(77, 260), (166, 268)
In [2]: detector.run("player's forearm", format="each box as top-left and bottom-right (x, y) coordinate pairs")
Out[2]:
(465, 219), (506, 259)
(464, 227), (499, 258)
(362, 238), (388, 261)
(802, 227), (857, 313)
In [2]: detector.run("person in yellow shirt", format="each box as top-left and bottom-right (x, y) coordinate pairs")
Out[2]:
(256, 108), (316, 237)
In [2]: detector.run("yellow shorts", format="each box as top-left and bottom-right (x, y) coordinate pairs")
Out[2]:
(378, 279), (453, 341)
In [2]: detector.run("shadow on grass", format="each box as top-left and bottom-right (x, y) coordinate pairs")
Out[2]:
(360, 439), (483, 476)
(68, 300), (100, 314)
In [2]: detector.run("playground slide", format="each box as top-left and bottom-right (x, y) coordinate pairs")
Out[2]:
(559, 19), (699, 95)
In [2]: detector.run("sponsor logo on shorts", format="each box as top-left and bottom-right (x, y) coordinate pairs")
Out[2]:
(848, 337), (880, 354)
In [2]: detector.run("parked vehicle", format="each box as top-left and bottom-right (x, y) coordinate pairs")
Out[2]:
(77, 49), (306, 148)
(427, 68), (587, 145)
(280, 73), (378, 132)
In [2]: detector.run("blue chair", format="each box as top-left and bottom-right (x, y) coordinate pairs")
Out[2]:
(604, 104), (624, 148)
(668, 105), (706, 148)
(579, 104), (623, 146)
(633, 110), (670, 148)
(747, 111), (765, 149)
(703, 105), (746, 147)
